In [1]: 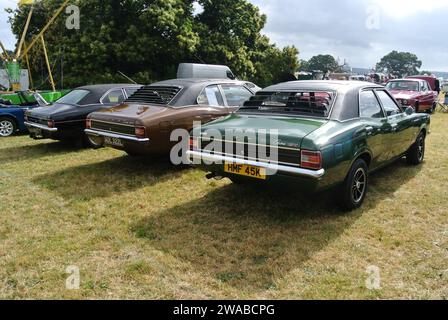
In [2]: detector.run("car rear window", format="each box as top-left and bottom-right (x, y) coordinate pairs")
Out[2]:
(126, 86), (181, 105)
(56, 89), (90, 105)
(238, 91), (335, 118)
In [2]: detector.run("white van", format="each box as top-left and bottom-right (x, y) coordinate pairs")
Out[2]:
(177, 63), (236, 80)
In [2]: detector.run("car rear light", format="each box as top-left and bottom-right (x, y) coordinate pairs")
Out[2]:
(135, 126), (146, 138)
(47, 119), (55, 128)
(189, 137), (199, 150)
(301, 150), (322, 170)
(86, 119), (91, 129)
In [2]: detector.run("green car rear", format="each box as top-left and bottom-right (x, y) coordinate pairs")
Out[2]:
(187, 80), (430, 210)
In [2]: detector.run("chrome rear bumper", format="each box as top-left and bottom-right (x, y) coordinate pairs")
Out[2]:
(186, 150), (325, 179)
(24, 121), (58, 132)
(85, 129), (149, 142)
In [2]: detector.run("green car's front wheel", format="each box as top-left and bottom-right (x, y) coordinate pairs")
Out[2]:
(339, 159), (369, 211)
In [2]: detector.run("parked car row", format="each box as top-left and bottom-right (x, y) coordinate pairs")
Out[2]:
(6, 77), (431, 211)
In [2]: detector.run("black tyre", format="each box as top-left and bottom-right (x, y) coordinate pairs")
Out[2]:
(0, 117), (17, 137)
(406, 131), (425, 165)
(83, 134), (104, 149)
(125, 150), (142, 157)
(338, 159), (369, 211)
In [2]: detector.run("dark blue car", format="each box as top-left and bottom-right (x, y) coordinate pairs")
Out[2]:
(0, 92), (46, 137)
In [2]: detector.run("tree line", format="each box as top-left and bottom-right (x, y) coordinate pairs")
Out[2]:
(6, 0), (427, 90)
(298, 51), (424, 78)
(7, 0), (298, 89)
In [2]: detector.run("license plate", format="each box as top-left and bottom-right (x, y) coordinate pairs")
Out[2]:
(104, 137), (124, 147)
(224, 162), (266, 180)
(29, 127), (43, 138)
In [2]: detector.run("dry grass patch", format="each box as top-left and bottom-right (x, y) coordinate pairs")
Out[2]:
(0, 113), (447, 299)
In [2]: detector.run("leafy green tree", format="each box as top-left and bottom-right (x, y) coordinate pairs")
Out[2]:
(7, 0), (298, 88)
(7, 0), (199, 88)
(194, 0), (298, 86)
(307, 54), (339, 73)
(297, 59), (310, 72)
(252, 45), (299, 87)
(376, 51), (422, 78)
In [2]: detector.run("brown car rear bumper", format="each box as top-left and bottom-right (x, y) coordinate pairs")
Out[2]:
(85, 129), (150, 143)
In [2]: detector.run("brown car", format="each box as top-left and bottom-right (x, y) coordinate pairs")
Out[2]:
(85, 79), (257, 155)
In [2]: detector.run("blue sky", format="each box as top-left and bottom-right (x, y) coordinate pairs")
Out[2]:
(2, 0), (448, 70)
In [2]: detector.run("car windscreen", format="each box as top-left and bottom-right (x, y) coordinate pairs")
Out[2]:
(386, 81), (419, 91)
(55, 89), (90, 105)
(238, 91), (335, 118)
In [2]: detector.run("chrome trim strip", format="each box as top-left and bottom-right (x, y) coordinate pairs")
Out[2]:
(24, 122), (58, 132)
(91, 119), (135, 127)
(85, 129), (149, 142)
(200, 137), (301, 152)
(187, 150), (325, 179)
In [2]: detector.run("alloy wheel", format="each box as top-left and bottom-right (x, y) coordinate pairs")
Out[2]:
(417, 135), (425, 162)
(352, 168), (366, 203)
(0, 120), (14, 137)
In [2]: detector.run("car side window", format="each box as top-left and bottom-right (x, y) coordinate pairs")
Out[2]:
(376, 90), (401, 116)
(421, 82), (426, 92)
(102, 89), (125, 104)
(197, 85), (225, 106)
(221, 85), (253, 106)
(359, 90), (383, 118)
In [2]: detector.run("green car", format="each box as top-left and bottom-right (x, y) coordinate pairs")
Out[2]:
(187, 81), (431, 210)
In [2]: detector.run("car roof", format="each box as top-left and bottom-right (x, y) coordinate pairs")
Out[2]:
(254, 80), (389, 121)
(76, 83), (141, 94)
(389, 79), (422, 82)
(150, 78), (247, 88)
(70, 84), (142, 105)
(140, 79), (253, 106)
(263, 80), (383, 93)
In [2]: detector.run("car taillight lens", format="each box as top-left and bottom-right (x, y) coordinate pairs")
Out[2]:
(189, 137), (199, 150)
(86, 119), (91, 129)
(47, 120), (54, 128)
(301, 150), (322, 170)
(135, 126), (146, 138)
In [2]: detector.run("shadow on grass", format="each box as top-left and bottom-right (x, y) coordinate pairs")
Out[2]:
(131, 157), (422, 292)
(33, 155), (189, 201)
(0, 140), (81, 165)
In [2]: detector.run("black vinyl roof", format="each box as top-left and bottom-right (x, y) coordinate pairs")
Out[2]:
(73, 84), (141, 105)
(134, 79), (252, 106)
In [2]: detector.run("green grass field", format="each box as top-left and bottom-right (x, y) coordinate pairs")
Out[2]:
(0, 113), (447, 299)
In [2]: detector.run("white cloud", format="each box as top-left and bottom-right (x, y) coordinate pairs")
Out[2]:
(374, 0), (448, 18)
(0, 0), (18, 50)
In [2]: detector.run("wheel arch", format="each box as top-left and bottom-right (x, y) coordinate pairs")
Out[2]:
(356, 151), (373, 168)
(0, 114), (19, 127)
